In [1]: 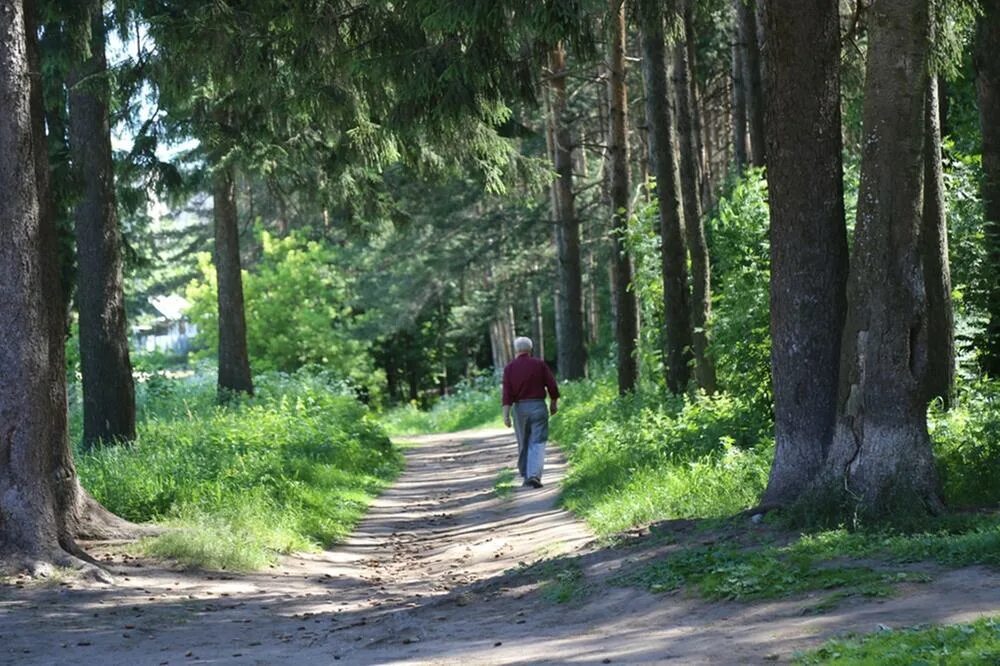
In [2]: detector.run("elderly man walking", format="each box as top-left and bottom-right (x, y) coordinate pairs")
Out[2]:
(501, 336), (559, 488)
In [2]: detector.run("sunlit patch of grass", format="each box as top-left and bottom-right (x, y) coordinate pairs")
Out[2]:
(381, 377), (502, 435)
(494, 468), (516, 499)
(795, 617), (1000, 664)
(76, 370), (403, 571)
(511, 557), (587, 604)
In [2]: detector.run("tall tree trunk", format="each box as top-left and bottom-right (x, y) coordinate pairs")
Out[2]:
(213, 163), (254, 399)
(608, 0), (639, 394)
(549, 43), (587, 380)
(638, 0), (694, 394)
(735, 0), (765, 167)
(758, 0), (849, 508)
(67, 0), (137, 447)
(814, 0), (942, 520)
(976, 0), (1000, 376)
(531, 292), (545, 361)
(0, 0), (127, 575)
(730, 39), (749, 169)
(921, 75), (954, 407)
(674, 7), (717, 395)
(683, 1), (713, 210)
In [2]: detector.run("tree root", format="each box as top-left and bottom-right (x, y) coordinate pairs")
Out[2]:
(73, 487), (163, 540)
(0, 546), (114, 584)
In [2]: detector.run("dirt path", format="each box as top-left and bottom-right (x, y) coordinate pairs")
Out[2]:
(2, 429), (1000, 665)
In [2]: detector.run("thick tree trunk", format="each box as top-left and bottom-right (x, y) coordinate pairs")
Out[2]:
(549, 43), (587, 380)
(758, 0), (849, 508)
(489, 305), (517, 372)
(607, 0), (638, 394)
(735, 0), (765, 167)
(531, 293), (545, 362)
(213, 164), (254, 399)
(0, 0), (130, 576)
(638, 0), (693, 394)
(674, 10), (717, 395)
(68, 0), (137, 447)
(921, 75), (954, 407)
(976, 0), (1000, 376)
(813, 0), (942, 521)
(730, 39), (749, 169)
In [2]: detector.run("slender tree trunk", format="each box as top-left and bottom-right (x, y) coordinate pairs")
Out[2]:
(814, 0), (942, 520)
(549, 43), (587, 380)
(213, 163), (254, 399)
(735, 0), (765, 167)
(683, 1), (713, 210)
(67, 0), (136, 447)
(607, 0), (639, 394)
(674, 9), (717, 395)
(758, 0), (849, 508)
(976, 0), (1000, 376)
(921, 75), (954, 407)
(531, 292), (545, 361)
(730, 27), (749, 168)
(638, 0), (693, 394)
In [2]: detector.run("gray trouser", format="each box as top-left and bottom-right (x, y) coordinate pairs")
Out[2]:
(513, 399), (548, 480)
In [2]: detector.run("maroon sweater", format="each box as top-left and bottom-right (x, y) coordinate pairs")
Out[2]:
(501, 354), (560, 406)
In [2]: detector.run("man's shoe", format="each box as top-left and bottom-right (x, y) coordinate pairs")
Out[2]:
(527, 477), (543, 488)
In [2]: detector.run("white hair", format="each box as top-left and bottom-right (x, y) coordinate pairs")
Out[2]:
(513, 336), (533, 353)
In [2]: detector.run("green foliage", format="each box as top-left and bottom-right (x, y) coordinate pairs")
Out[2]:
(186, 231), (384, 394)
(796, 617), (1000, 665)
(381, 375), (503, 435)
(512, 557), (587, 604)
(76, 370), (402, 570)
(706, 168), (772, 409)
(551, 376), (772, 535)
(931, 379), (1000, 507)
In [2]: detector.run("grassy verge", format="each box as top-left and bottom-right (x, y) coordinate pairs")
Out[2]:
(76, 370), (402, 571)
(381, 376), (502, 435)
(796, 617), (1000, 664)
(494, 468), (517, 499)
(550, 376), (772, 536)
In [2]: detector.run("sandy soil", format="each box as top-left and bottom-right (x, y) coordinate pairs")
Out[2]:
(2, 428), (999, 665)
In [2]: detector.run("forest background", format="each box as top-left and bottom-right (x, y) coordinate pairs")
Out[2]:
(2, 1), (1000, 657)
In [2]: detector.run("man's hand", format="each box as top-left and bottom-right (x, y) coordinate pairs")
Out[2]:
(503, 416), (512, 428)
(503, 405), (512, 428)
(550, 400), (558, 416)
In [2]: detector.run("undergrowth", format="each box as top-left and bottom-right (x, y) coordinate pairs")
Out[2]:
(796, 617), (1000, 664)
(381, 375), (502, 435)
(76, 370), (402, 571)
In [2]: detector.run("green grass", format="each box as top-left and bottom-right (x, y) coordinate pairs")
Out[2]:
(550, 376), (772, 535)
(616, 540), (931, 604)
(76, 370), (403, 571)
(512, 557), (587, 604)
(381, 376), (502, 435)
(796, 617), (1000, 664)
(494, 468), (517, 499)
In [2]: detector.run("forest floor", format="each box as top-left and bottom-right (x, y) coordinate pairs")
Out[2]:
(2, 428), (1000, 665)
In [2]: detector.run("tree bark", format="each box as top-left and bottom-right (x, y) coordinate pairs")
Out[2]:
(67, 0), (137, 447)
(735, 0), (765, 167)
(549, 43), (587, 380)
(638, 0), (693, 394)
(607, 0), (638, 394)
(921, 75), (954, 408)
(683, 1), (713, 210)
(975, 0), (1000, 377)
(674, 5), (717, 395)
(531, 292), (545, 362)
(730, 38), (749, 170)
(758, 0), (849, 508)
(813, 0), (942, 520)
(213, 164), (254, 399)
(0, 0), (122, 576)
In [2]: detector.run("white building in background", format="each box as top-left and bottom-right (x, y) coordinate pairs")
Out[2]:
(132, 294), (198, 354)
